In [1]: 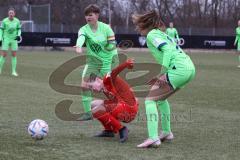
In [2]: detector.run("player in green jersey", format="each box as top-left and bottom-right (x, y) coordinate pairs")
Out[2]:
(234, 20), (240, 68)
(166, 22), (179, 43)
(75, 4), (119, 121)
(132, 10), (195, 148)
(0, 8), (21, 76)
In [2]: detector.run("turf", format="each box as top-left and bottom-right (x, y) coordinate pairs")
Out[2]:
(0, 49), (240, 160)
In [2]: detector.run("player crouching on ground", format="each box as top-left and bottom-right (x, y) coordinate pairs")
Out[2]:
(83, 59), (139, 143)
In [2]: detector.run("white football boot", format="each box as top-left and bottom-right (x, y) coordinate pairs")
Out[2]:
(159, 131), (174, 142)
(12, 72), (18, 77)
(137, 138), (161, 148)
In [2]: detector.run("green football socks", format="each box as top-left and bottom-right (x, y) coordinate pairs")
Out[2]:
(157, 100), (171, 134)
(0, 56), (6, 73)
(11, 56), (17, 74)
(82, 90), (92, 113)
(145, 100), (159, 140)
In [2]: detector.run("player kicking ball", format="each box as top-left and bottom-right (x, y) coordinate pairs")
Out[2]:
(83, 59), (138, 143)
(132, 10), (195, 148)
(0, 8), (21, 76)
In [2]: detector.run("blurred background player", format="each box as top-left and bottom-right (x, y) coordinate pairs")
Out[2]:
(75, 4), (119, 120)
(132, 10), (195, 148)
(234, 20), (240, 68)
(84, 59), (138, 143)
(0, 7), (21, 76)
(166, 22), (180, 44)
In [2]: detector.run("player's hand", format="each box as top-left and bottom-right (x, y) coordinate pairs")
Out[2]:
(15, 36), (21, 41)
(74, 46), (82, 54)
(126, 58), (134, 69)
(146, 77), (159, 86)
(147, 75), (168, 86)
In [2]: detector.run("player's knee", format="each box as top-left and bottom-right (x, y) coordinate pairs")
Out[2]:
(158, 95), (168, 101)
(91, 100), (104, 110)
(145, 94), (167, 101)
(12, 52), (17, 57)
(2, 52), (7, 57)
(90, 101), (97, 110)
(157, 99), (168, 105)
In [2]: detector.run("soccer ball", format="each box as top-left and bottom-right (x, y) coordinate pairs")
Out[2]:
(27, 119), (49, 140)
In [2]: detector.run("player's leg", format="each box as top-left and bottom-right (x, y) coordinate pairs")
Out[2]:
(0, 51), (7, 74)
(137, 99), (161, 148)
(0, 40), (9, 74)
(78, 64), (98, 121)
(137, 74), (175, 148)
(91, 100), (115, 137)
(10, 40), (18, 76)
(237, 41), (240, 67)
(91, 100), (125, 141)
(98, 54), (119, 78)
(157, 100), (174, 142)
(110, 101), (139, 143)
(138, 69), (195, 148)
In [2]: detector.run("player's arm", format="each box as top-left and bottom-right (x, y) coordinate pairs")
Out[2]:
(104, 25), (117, 51)
(147, 33), (170, 71)
(17, 20), (21, 36)
(110, 59), (134, 81)
(0, 27), (2, 41)
(0, 21), (5, 41)
(15, 20), (21, 41)
(75, 28), (86, 53)
(165, 28), (169, 35)
(174, 28), (180, 42)
(234, 28), (239, 46)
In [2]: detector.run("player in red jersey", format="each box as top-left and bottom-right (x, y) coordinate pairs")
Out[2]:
(84, 59), (138, 143)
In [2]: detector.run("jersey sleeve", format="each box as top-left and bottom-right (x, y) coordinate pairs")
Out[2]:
(110, 61), (130, 81)
(147, 32), (167, 50)
(76, 27), (86, 47)
(0, 21), (5, 40)
(174, 28), (179, 41)
(165, 28), (169, 35)
(105, 24), (117, 51)
(17, 20), (21, 36)
(147, 32), (172, 71)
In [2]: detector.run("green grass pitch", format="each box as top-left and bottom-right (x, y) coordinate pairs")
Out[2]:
(0, 49), (240, 160)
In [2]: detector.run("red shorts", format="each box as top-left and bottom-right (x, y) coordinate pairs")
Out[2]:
(104, 99), (138, 123)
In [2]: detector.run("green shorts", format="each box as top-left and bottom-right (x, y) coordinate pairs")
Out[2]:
(167, 59), (196, 89)
(1, 39), (18, 51)
(82, 54), (119, 80)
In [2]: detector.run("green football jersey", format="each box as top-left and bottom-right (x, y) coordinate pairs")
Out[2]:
(146, 29), (194, 72)
(166, 27), (179, 41)
(76, 21), (117, 63)
(0, 17), (21, 40)
(235, 27), (240, 44)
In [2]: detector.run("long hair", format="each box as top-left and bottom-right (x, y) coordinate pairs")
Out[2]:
(132, 10), (166, 32)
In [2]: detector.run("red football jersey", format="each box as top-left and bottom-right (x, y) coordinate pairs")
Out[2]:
(103, 61), (137, 106)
